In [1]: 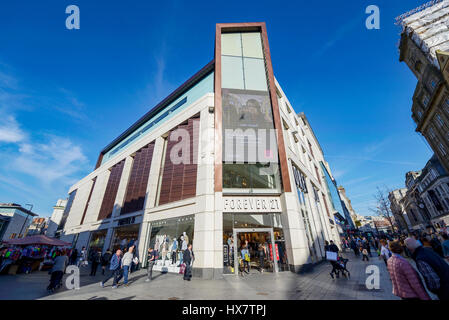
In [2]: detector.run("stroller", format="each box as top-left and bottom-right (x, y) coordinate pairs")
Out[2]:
(329, 256), (350, 279)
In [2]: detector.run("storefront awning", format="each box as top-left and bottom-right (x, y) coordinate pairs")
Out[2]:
(2, 235), (71, 247)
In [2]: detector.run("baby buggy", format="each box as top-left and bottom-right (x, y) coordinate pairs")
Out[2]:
(329, 256), (350, 279)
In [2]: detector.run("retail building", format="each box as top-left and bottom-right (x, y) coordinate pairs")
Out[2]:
(59, 22), (347, 278)
(0, 203), (37, 241)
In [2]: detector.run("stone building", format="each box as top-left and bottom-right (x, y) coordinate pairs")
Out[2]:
(398, 0), (449, 174)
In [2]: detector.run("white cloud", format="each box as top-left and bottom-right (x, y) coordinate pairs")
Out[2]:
(13, 135), (88, 185)
(0, 114), (26, 143)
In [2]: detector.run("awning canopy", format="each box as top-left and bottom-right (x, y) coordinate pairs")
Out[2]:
(2, 235), (71, 247)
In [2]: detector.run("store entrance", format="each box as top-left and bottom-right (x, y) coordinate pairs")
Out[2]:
(232, 228), (278, 275)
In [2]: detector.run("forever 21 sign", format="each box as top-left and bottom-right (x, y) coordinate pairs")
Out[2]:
(223, 197), (281, 213)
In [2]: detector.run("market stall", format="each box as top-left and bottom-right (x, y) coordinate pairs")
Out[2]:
(0, 235), (71, 275)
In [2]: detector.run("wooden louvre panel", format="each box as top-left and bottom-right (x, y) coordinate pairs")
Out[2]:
(121, 142), (155, 214)
(97, 159), (125, 220)
(80, 177), (97, 225)
(158, 117), (199, 205)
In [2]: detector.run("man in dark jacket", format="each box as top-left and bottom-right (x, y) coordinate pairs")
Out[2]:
(406, 237), (449, 300)
(100, 249), (122, 289)
(101, 249), (112, 275)
(183, 244), (194, 281)
(89, 249), (101, 276)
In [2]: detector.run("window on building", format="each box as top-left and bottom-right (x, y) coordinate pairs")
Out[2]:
(428, 126), (436, 139)
(445, 98), (449, 114)
(10, 233), (16, 239)
(417, 110), (423, 119)
(414, 60), (422, 73)
(285, 103), (292, 113)
(308, 140), (314, 158)
(436, 114), (445, 128)
(314, 165), (321, 185)
(429, 79), (437, 90)
(423, 95), (430, 107)
(438, 143), (447, 156)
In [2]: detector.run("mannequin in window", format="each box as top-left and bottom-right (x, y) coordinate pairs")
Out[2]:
(161, 235), (168, 267)
(183, 232), (189, 246)
(171, 237), (178, 265)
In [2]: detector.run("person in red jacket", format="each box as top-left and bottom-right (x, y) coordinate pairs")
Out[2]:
(387, 240), (431, 300)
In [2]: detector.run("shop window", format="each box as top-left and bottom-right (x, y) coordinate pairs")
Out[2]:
(147, 215), (195, 273)
(88, 229), (107, 256)
(110, 223), (140, 253)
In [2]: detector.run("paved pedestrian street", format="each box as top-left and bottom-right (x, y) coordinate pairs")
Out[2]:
(0, 250), (400, 300)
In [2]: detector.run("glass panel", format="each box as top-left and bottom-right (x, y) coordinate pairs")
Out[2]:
(242, 32), (264, 59)
(221, 56), (244, 90)
(110, 224), (140, 253)
(223, 214), (234, 274)
(221, 33), (242, 57)
(243, 58), (268, 91)
(223, 163), (280, 190)
(88, 229), (107, 256)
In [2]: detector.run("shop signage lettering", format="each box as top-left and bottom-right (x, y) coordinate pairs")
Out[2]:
(223, 197), (281, 213)
(117, 216), (136, 226)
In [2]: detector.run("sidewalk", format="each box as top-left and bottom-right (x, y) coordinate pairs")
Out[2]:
(0, 250), (399, 300)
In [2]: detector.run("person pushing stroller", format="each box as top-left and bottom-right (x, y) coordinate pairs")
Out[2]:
(325, 240), (350, 279)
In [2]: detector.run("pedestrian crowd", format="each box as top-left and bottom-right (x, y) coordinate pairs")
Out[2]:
(340, 228), (449, 301)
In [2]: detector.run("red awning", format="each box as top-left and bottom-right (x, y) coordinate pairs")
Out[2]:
(2, 235), (71, 247)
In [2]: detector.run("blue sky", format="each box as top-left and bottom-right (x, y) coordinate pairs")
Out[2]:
(0, 0), (433, 216)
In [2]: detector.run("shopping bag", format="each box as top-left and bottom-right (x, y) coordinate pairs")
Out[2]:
(244, 253), (250, 262)
(179, 263), (186, 274)
(326, 251), (337, 261)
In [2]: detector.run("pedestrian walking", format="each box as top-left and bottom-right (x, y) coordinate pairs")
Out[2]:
(405, 237), (449, 300)
(386, 241), (430, 300)
(89, 249), (101, 276)
(121, 246), (138, 286)
(258, 243), (266, 273)
(70, 248), (78, 265)
(363, 238), (372, 257)
(183, 244), (194, 281)
(430, 234), (444, 258)
(77, 246), (87, 268)
(325, 240), (341, 278)
(146, 247), (156, 282)
(380, 239), (392, 266)
(47, 251), (68, 293)
(361, 245), (369, 261)
(101, 249), (112, 276)
(350, 239), (359, 256)
(100, 249), (122, 289)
